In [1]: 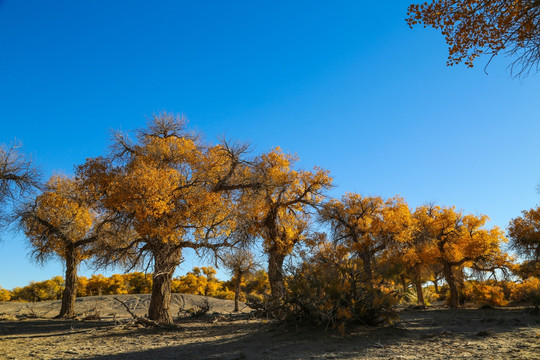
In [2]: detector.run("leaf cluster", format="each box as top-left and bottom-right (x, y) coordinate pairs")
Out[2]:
(407, 0), (540, 76)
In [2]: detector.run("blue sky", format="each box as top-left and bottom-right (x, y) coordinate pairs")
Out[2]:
(1, 0), (539, 289)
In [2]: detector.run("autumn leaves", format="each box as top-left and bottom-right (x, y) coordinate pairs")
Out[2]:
(318, 196), (509, 308)
(406, 1), (540, 75)
(18, 113), (516, 323)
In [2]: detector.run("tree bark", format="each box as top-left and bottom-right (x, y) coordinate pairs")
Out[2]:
(413, 266), (425, 306)
(268, 252), (286, 300)
(57, 247), (79, 318)
(148, 245), (183, 324)
(360, 251), (373, 284)
(234, 274), (241, 312)
(443, 262), (459, 308)
(414, 280), (425, 306)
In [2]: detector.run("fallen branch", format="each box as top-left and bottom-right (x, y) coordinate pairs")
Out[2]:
(113, 297), (177, 328)
(24, 303), (39, 318)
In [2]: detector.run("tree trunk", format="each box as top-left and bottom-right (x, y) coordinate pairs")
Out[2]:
(413, 266), (425, 306)
(443, 262), (459, 308)
(400, 274), (407, 292)
(433, 279), (439, 294)
(414, 280), (425, 306)
(268, 252), (286, 300)
(360, 251), (373, 284)
(148, 246), (183, 324)
(234, 274), (241, 312)
(57, 247), (79, 318)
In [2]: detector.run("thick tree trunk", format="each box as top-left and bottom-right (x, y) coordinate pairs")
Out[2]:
(234, 275), (241, 312)
(148, 246), (183, 324)
(360, 251), (373, 284)
(413, 266), (425, 306)
(268, 252), (286, 300)
(58, 248), (79, 318)
(443, 262), (459, 308)
(414, 280), (425, 306)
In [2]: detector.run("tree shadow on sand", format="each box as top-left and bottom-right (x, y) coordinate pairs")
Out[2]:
(81, 306), (540, 359)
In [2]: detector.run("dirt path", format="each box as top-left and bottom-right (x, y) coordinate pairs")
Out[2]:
(0, 296), (539, 359)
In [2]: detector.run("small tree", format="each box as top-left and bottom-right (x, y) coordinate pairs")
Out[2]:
(19, 175), (115, 317)
(413, 205), (509, 307)
(242, 148), (332, 300)
(319, 194), (410, 283)
(222, 249), (257, 312)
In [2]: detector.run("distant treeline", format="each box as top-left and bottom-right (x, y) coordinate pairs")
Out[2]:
(0, 267), (270, 303)
(2, 267), (539, 308)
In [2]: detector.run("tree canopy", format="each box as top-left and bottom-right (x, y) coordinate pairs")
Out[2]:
(407, 0), (540, 76)
(508, 207), (540, 277)
(19, 175), (114, 317)
(242, 147), (332, 299)
(0, 142), (40, 226)
(78, 113), (250, 323)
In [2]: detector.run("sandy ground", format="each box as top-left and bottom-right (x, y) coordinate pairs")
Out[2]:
(0, 295), (539, 359)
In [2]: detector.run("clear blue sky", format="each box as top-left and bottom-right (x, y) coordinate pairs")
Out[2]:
(0, 0), (538, 289)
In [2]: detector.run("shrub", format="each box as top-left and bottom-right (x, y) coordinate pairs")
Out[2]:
(0, 287), (11, 301)
(10, 276), (64, 302)
(249, 244), (399, 334)
(472, 283), (508, 306)
(510, 277), (540, 305)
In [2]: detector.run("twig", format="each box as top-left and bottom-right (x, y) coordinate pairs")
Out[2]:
(24, 303), (38, 318)
(113, 297), (168, 328)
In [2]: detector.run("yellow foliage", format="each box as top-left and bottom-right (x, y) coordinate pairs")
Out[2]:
(10, 276), (64, 302)
(78, 113), (240, 254)
(172, 267), (224, 297)
(0, 287), (12, 301)
(125, 272), (153, 294)
(245, 147), (332, 258)
(77, 276), (89, 297)
(406, 0), (539, 74)
(472, 283), (508, 307)
(320, 193), (411, 282)
(22, 175), (96, 261)
(284, 241), (399, 330)
(510, 277), (540, 303)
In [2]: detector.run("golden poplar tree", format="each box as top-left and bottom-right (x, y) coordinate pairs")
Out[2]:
(412, 204), (508, 307)
(222, 248), (257, 312)
(242, 147), (332, 299)
(78, 113), (248, 323)
(319, 194), (410, 283)
(19, 175), (111, 317)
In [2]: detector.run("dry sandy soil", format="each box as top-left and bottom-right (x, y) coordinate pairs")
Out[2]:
(0, 295), (539, 359)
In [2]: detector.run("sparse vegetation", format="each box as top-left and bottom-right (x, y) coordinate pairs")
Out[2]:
(0, 113), (538, 360)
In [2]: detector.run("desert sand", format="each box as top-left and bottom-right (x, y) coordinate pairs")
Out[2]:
(1, 295), (539, 359)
